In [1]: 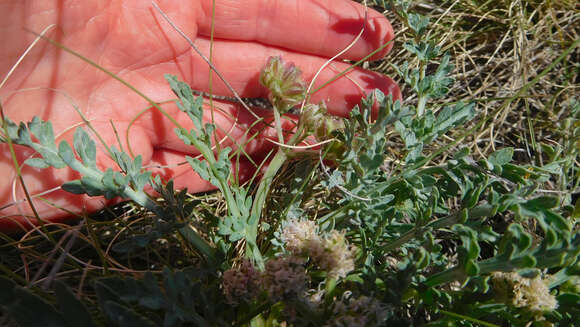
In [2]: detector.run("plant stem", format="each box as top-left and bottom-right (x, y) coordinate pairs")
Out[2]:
(423, 266), (464, 287)
(123, 187), (218, 264)
(245, 105), (308, 268)
(247, 147), (288, 269)
(178, 225), (219, 267)
(381, 204), (495, 253)
(273, 107), (285, 145)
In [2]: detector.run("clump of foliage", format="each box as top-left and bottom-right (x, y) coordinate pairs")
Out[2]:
(1, 0), (579, 326)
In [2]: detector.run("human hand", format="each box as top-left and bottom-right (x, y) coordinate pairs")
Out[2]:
(0, 0), (400, 232)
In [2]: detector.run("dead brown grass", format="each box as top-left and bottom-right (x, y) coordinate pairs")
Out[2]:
(371, 0), (579, 168)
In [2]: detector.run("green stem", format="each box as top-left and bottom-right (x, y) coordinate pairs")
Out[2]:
(548, 262), (579, 288)
(478, 247), (578, 274)
(131, 185), (217, 264)
(423, 266), (464, 288)
(244, 104), (309, 268)
(178, 225), (219, 267)
(247, 147), (288, 268)
(188, 135), (241, 219)
(273, 107), (285, 145)
(319, 203), (353, 231)
(381, 204), (495, 253)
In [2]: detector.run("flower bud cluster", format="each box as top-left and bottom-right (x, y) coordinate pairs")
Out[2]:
(300, 102), (345, 142)
(259, 56), (306, 114)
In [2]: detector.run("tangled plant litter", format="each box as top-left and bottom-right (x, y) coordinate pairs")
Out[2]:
(1, 0), (579, 326)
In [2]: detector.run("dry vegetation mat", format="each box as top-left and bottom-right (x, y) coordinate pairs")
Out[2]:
(1, 0), (579, 326)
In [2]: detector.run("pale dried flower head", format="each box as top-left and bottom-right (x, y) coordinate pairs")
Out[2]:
(281, 219), (319, 255)
(492, 272), (558, 315)
(280, 220), (356, 279)
(319, 230), (357, 279)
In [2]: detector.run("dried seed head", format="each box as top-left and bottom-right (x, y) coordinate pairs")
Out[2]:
(319, 230), (357, 279)
(222, 259), (261, 304)
(280, 218), (319, 255)
(263, 255), (308, 302)
(492, 272), (558, 315)
(325, 293), (389, 327)
(280, 219), (356, 279)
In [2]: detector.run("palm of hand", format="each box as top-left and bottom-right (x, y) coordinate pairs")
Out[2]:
(0, 0), (399, 232)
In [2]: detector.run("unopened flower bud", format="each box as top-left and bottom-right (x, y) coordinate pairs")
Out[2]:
(259, 56), (306, 114)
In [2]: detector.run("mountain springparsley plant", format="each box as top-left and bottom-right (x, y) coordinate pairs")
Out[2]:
(1, 0), (579, 326)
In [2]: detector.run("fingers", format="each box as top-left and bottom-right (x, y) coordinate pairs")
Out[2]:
(98, 36), (400, 154)
(80, 68), (285, 156)
(129, 97), (292, 157)
(185, 38), (400, 117)
(195, 0), (395, 61)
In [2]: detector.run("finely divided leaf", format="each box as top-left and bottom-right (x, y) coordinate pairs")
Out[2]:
(488, 148), (514, 167)
(73, 127), (97, 169)
(432, 102), (476, 138)
(165, 74), (204, 132)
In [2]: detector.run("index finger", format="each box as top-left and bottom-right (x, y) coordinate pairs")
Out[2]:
(195, 0), (395, 61)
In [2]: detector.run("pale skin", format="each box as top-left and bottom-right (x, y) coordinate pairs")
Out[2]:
(0, 0), (400, 233)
